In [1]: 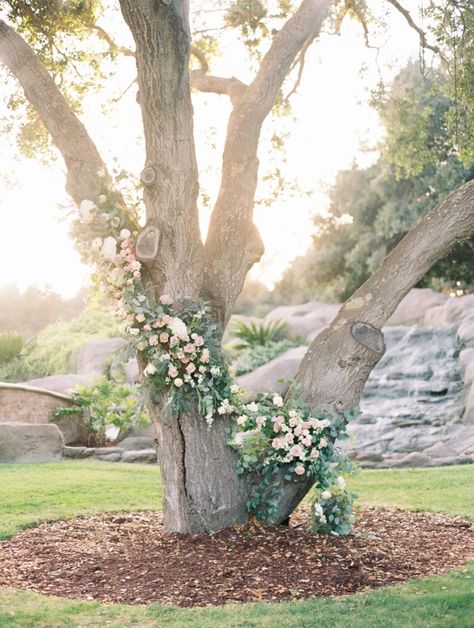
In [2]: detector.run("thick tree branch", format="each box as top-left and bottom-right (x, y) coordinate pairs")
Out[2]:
(190, 69), (247, 104)
(263, 179), (474, 524)
(0, 18), (106, 203)
(203, 0), (333, 327)
(298, 179), (474, 410)
(118, 0), (204, 299)
(386, 0), (440, 55)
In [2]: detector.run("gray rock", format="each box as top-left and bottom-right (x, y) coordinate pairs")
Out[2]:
(23, 374), (95, 396)
(117, 436), (155, 451)
(423, 442), (457, 459)
(0, 423), (63, 463)
(76, 338), (126, 375)
(98, 453), (123, 462)
(457, 315), (474, 349)
(460, 348), (474, 372)
(386, 289), (447, 326)
(62, 446), (87, 458)
(354, 451), (383, 462)
(264, 302), (340, 340)
(122, 359), (139, 384)
(424, 294), (474, 326)
(463, 362), (474, 389)
(93, 447), (125, 457)
(463, 385), (474, 424)
(388, 452), (434, 468)
(120, 449), (157, 463)
(237, 346), (307, 395)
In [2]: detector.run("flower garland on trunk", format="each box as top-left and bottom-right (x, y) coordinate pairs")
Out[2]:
(71, 185), (356, 534)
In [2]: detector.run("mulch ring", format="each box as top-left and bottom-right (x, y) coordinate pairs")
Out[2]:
(0, 507), (473, 607)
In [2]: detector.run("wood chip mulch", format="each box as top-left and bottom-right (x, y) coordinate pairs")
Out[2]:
(0, 508), (473, 607)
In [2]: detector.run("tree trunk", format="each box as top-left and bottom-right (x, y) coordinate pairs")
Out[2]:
(151, 405), (248, 533)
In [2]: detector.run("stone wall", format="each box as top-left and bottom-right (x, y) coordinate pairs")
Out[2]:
(0, 384), (84, 444)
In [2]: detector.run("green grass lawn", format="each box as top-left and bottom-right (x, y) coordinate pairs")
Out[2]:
(0, 461), (473, 627)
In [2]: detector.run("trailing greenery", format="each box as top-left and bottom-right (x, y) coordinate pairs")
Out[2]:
(54, 378), (150, 446)
(233, 338), (298, 375)
(0, 331), (24, 363)
(0, 463), (473, 627)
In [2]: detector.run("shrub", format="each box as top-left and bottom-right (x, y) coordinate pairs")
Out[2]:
(24, 306), (120, 377)
(54, 378), (150, 446)
(233, 339), (297, 375)
(230, 319), (289, 350)
(0, 332), (24, 364)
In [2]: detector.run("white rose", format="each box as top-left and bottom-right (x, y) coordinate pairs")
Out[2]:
(174, 378), (184, 388)
(144, 363), (157, 376)
(273, 395), (284, 408)
(129, 327), (140, 336)
(245, 402), (259, 413)
(79, 199), (96, 223)
(91, 237), (102, 252)
(136, 313), (146, 323)
(120, 228), (131, 239)
(321, 490), (332, 500)
(168, 317), (189, 341)
(336, 476), (346, 490)
(230, 384), (240, 394)
(101, 236), (117, 260)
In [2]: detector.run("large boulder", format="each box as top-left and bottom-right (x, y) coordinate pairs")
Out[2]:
(23, 373), (95, 395)
(0, 383), (84, 444)
(237, 346), (307, 395)
(386, 289), (447, 326)
(0, 422), (63, 463)
(457, 315), (474, 349)
(463, 385), (474, 424)
(264, 302), (340, 340)
(75, 338), (126, 375)
(424, 293), (474, 326)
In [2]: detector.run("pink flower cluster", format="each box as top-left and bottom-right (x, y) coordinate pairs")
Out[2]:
(125, 295), (212, 391)
(239, 402), (331, 476)
(102, 230), (142, 301)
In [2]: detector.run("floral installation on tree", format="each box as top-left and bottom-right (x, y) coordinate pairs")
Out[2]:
(228, 388), (358, 532)
(70, 185), (241, 424)
(71, 182), (357, 534)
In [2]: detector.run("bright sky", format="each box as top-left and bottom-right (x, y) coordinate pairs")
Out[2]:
(0, 1), (426, 298)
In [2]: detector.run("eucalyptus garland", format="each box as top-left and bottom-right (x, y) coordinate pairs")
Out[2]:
(72, 179), (357, 534)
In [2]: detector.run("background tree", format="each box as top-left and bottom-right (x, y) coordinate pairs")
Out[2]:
(275, 62), (474, 303)
(0, 0), (473, 534)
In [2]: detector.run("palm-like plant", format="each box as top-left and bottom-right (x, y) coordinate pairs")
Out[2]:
(230, 319), (288, 350)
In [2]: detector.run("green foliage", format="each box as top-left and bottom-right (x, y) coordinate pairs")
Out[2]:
(310, 483), (356, 536)
(0, 356), (32, 383)
(275, 64), (474, 303)
(54, 378), (149, 445)
(426, 1), (474, 164)
(233, 339), (297, 375)
(230, 319), (289, 350)
(23, 306), (119, 378)
(0, 331), (24, 363)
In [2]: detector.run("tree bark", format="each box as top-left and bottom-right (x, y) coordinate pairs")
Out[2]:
(203, 0), (333, 327)
(0, 19), (105, 204)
